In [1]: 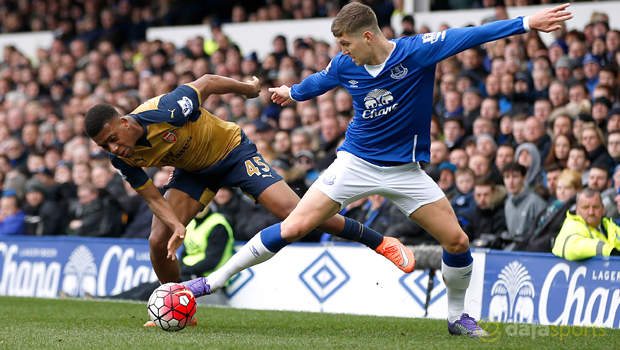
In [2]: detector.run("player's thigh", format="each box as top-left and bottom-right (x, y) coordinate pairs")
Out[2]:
(280, 188), (342, 239)
(408, 197), (468, 252)
(380, 163), (468, 251)
(151, 172), (211, 249)
(257, 180), (301, 220)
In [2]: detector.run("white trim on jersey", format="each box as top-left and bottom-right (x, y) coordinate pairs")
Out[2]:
(412, 135), (418, 162)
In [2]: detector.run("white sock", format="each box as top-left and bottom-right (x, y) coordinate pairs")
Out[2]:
(207, 232), (276, 291)
(441, 261), (473, 323)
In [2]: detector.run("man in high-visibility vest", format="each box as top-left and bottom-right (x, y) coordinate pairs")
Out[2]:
(552, 188), (620, 261)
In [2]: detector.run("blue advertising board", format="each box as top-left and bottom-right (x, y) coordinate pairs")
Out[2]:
(481, 250), (620, 328)
(0, 236), (156, 298)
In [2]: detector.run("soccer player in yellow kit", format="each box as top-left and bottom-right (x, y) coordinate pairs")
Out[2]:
(85, 74), (415, 286)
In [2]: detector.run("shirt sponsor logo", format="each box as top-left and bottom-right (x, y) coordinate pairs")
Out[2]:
(362, 88), (398, 119)
(390, 63), (408, 79)
(177, 96), (193, 116)
(162, 132), (177, 143)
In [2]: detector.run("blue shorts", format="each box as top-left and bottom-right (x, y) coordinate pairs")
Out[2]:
(165, 135), (283, 206)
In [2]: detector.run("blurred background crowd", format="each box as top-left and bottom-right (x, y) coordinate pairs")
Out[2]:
(0, 0), (614, 255)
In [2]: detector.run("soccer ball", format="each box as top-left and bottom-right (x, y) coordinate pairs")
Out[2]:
(147, 283), (197, 331)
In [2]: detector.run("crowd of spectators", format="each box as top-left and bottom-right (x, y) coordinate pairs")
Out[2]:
(0, 1), (620, 256)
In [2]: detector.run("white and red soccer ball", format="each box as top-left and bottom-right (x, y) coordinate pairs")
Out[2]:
(147, 283), (197, 331)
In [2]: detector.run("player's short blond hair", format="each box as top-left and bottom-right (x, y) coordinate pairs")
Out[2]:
(331, 2), (379, 38)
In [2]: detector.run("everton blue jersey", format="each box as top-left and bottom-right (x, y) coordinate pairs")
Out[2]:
(290, 17), (527, 166)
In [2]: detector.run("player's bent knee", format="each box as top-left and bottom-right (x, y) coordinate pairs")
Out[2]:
(442, 232), (470, 254)
(280, 220), (310, 241)
(149, 227), (171, 257)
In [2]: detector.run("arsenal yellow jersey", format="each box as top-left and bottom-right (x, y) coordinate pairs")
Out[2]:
(110, 84), (241, 191)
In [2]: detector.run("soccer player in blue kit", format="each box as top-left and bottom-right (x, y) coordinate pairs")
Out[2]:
(184, 3), (572, 336)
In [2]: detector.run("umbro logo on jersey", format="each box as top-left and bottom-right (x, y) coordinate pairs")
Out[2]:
(390, 63), (408, 79)
(348, 80), (358, 87)
(162, 132), (177, 143)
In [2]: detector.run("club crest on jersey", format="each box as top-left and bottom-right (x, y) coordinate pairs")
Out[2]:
(362, 89), (398, 119)
(162, 131), (177, 143)
(176, 96), (193, 116)
(390, 63), (408, 79)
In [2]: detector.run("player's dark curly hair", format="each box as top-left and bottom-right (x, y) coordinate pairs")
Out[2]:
(84, 104), (120, 138)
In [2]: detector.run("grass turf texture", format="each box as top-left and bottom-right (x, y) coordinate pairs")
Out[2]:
(0, 296), (619, 350)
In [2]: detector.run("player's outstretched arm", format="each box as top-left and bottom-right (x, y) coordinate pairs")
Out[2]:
(269, 85), (293, 106)
(189, 74), (260, 103)
(136, 182), (187, 260)
(414, 4), (572, 66)
(528, 3), (573, 32)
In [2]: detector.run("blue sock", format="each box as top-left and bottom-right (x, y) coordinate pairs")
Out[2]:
(337, 217), (384, 250)
(442, 249), (473, 268)
(259, 223), (290, 253)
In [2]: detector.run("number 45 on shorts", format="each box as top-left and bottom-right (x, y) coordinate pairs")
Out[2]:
(245, 156), (273, 178)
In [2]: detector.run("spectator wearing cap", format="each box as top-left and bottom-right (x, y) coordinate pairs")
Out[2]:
(476, 134), (498, 160)
(583, 53), (601, 96)
(437, 161), (457, 202)
(23, 182), (64, 236)
(0, 189), (25, 236)
(462, 86), (482, 135)
(592, 96), (613, 131)
(555, 55), (573, 84)
(294, 150), (318, 189)
(513, 72), (534, 113)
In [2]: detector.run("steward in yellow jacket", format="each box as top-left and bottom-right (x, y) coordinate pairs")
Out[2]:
(552, 188), (620, 261)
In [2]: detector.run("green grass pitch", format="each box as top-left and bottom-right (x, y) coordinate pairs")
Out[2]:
(0, 296), (619, 350)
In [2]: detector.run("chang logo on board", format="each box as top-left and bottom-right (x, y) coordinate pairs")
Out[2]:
(61, 245), (98, 297)
(362, 89), (397, 119)
(489, 261), (536, 323)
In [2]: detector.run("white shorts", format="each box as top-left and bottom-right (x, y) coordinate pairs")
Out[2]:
(311, 151), (445, 216)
